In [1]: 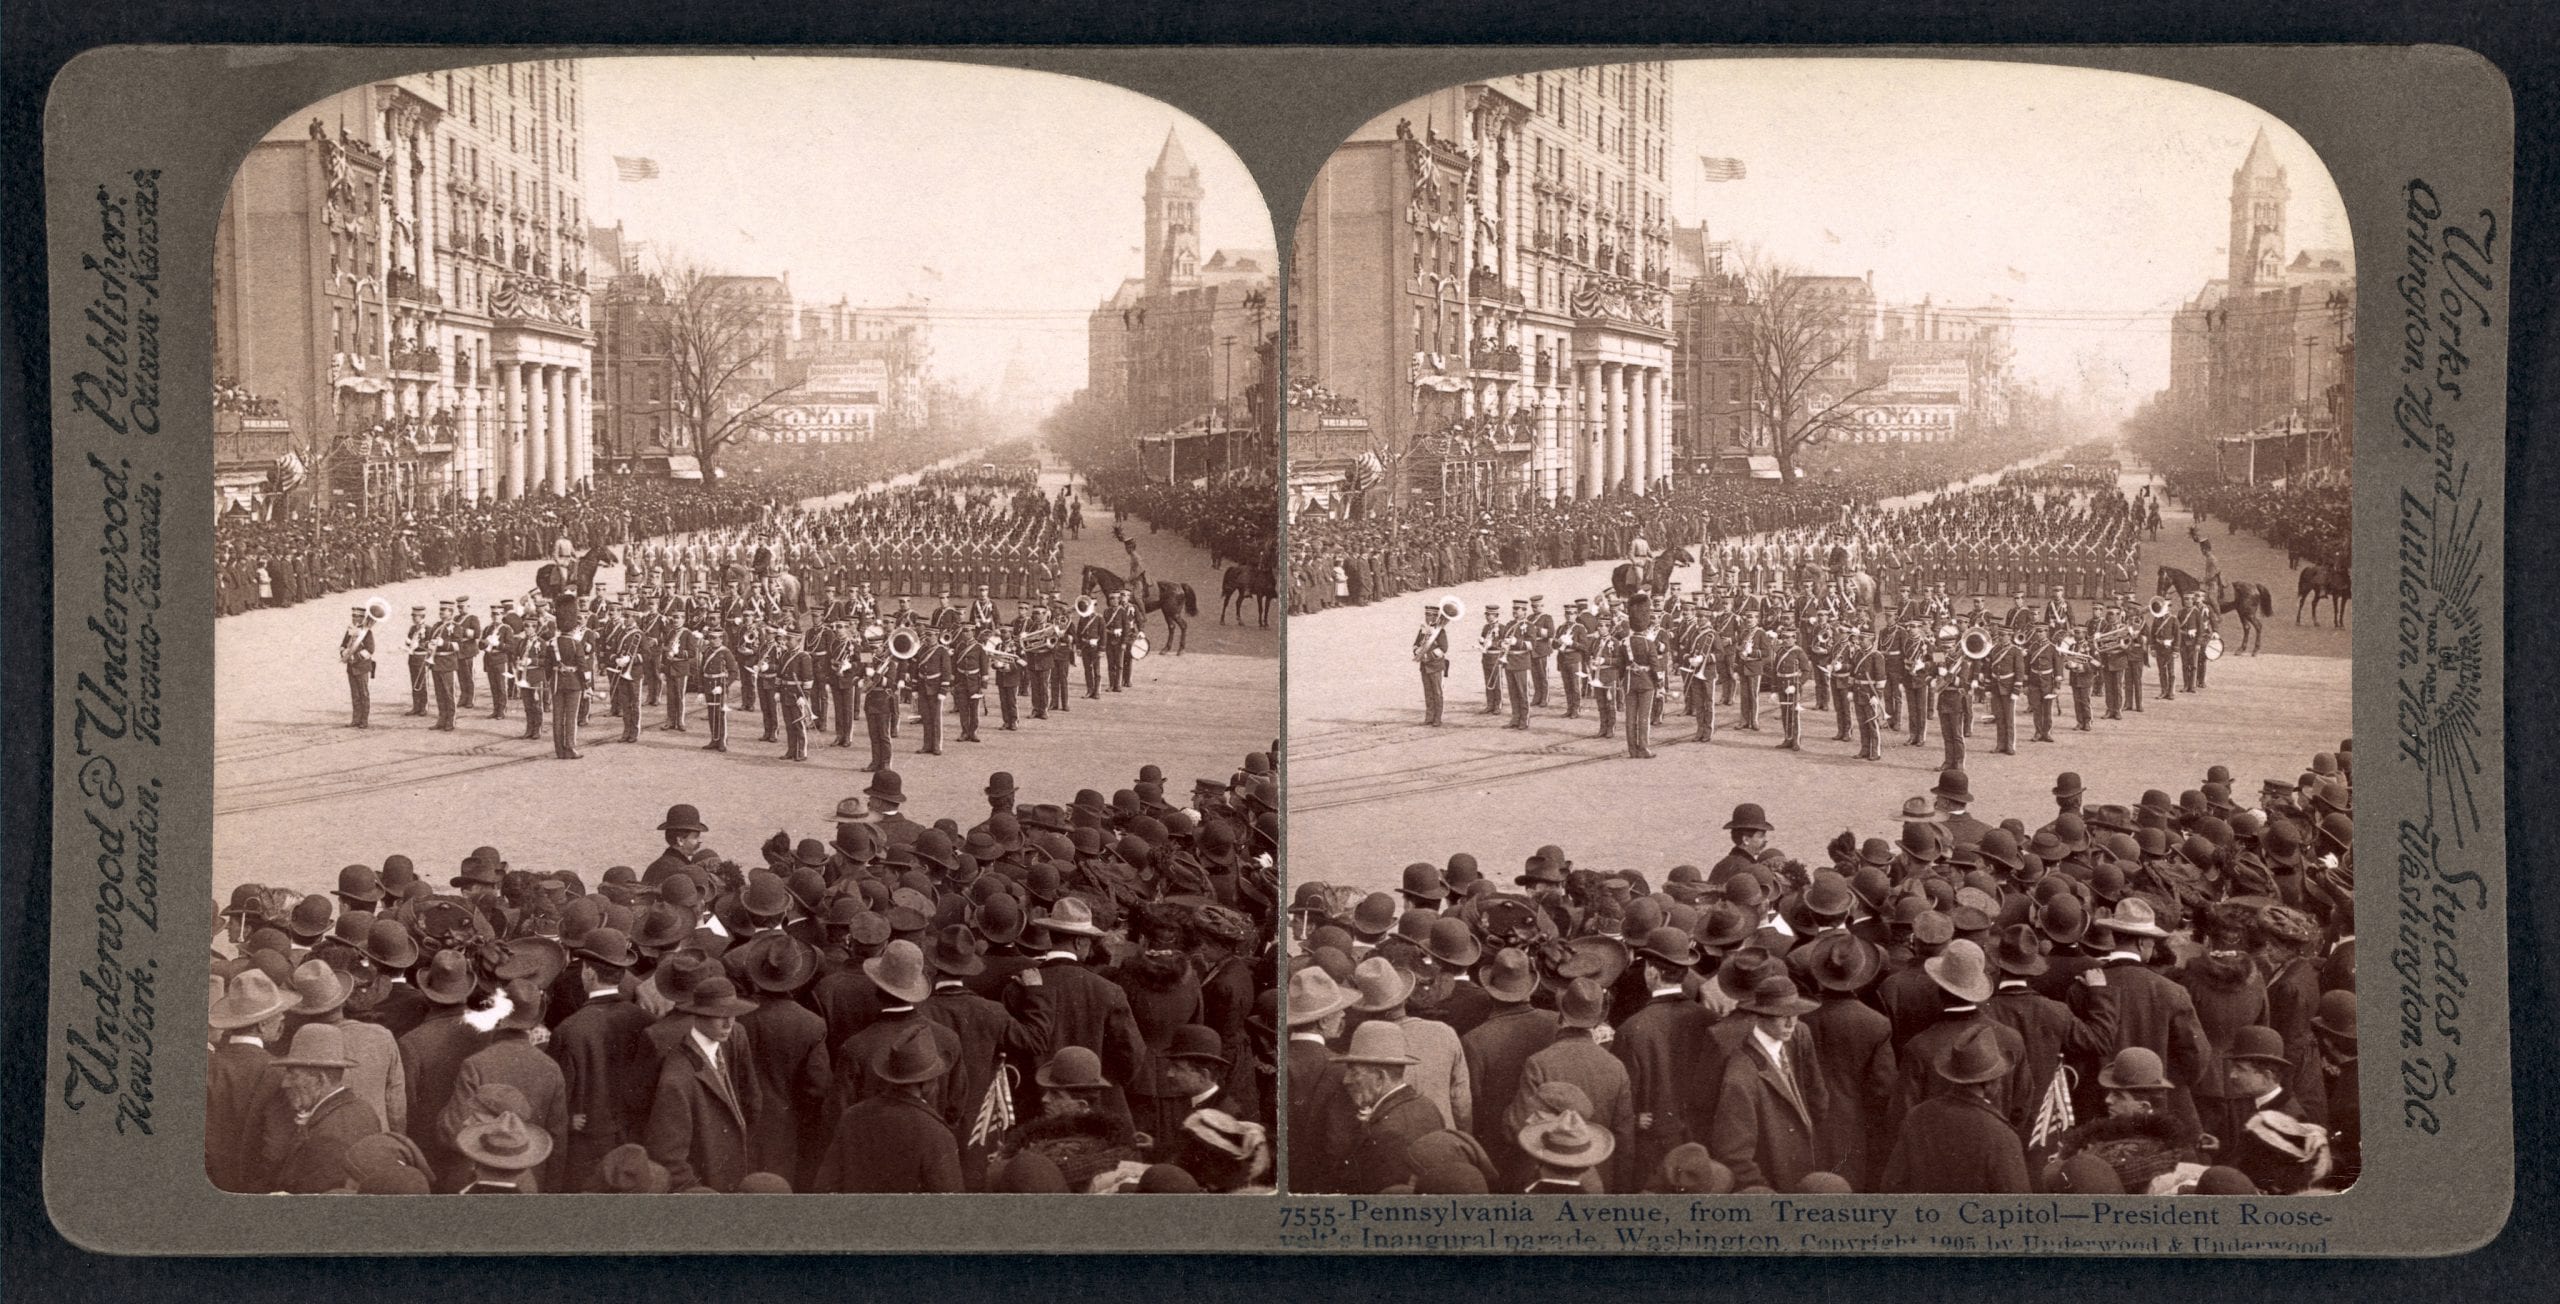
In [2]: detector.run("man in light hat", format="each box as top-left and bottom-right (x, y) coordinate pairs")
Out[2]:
(1890, 938), (2028, 1128)
(286, 958), (404, 1135)
(442, 978), (569, 1193)
(2071, 897), (2210, 1132)
(1707, 971), (1829, 1193)
(1347, 955), (1468, 1132)
(207, 970), (295, 1191)
(265, 1022), (385, 1193)
(1519, 1109), (1615, 1194)
(454, 1111), (553, 1194)
(1334, 1020), (1441, 1194)
(1286, 967), (1357, 1192)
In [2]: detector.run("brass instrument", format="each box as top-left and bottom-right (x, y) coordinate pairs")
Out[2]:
(887, 628), (922, 660)
(1960, 629), (1995, 661)
(2148, 596), (2173, 619)
(1436, 595), (1467, 623)
(1074, 595), (1099, 619)
(364, 595), (394, 623)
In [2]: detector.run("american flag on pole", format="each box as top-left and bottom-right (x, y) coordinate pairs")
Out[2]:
(967, 1062), (1020, 1147)
(1698, 156), (1748, 182)
(613, 155), (661, 182)
(2027, 1063), (2077, 1152)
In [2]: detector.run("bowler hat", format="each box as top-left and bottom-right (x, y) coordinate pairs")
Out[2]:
(1899, 822), (1945, 861)
(871, 1022), (952, 1085)
(864, 770), (906, 805)
(2312, 989), (2358, 1040)
(676, 975), (758, 1019)
(1634, 925), (1700, 969)
(1932, 769), (1972, 804)
(1334, 1020), (1419, 1067)
(974, 895), (1027, 947)
(984, 770), (1017, 800)
(1167, 1023), (1230, 1067)
(571, 927), (639, 969)
(1423, 916), (1481, 969)
(656, 804), (709, 833)
(1286, 966), (1359, 1026)
(2227, 1024), (2292, 1069)
(335, 863), (386, 904)
(2098, 1047), (2172, 1091)
(1723, 804), (1773, 832)
(209, 970), (296, 1030)
(1349, 893), (1399, 939)
(2038, 894), (2090, 947)
(1974, 830), (2024, 873)
(328, 909), (376, 952)
(1923, 939), (1996, 1003)
(1036, 1045), (1109, 1090)
(361, 918), (419, 970)
(2053, 771), (2084, 799)
(456, 1112), (553, 1171)
(450, 858), (502, 890)
(1399, 862), (1449, 902)
(1934, 1022), (2012, 1084)
(597, 1143), (672, 1194)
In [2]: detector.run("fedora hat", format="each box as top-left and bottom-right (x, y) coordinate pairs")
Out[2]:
(1286, 966), (1359, 1026)
(1030, 897), (1105, 939)
(1804, 932), (1882, 992)
(1739, 973), (1819, 1018)
(1802, 872), (1854, 919)
(1334, 1019), (1419, 1067)
(288, 958), (354, 1016)
(741, 872), (793, 919)
(328, 909), (376, 952)
(1987, 924), (2049, 976)
(1650, 1143), (1736, 1196)
(1350, 955), (1417, 1013)
(676, 975), (759, 1019)
(1974, 830), (2024, 874)
(1479, 947), (1539, 1003)
(743, 936), (817, 994)
(862, 940), (935, 1005)
(926, 924), (988, 978)
(1931, 769), (1973, 804)
(209, 970), (296, 1030)
(863, 770), (906, 805)
(455, 1112), (553, 1171)
(1690, 900), (1757, 954)
(1422, 916), (1481, 969)
(656, 804), (709, 833)
(2094, 897), (2168, 939)
(597, 1143), (672, 1195)
(1518, 1109), (1615, 1171)
(1923, 939), (1996, 1004)
(2227, 1024), (2292, 1069)
(2097, 1047), (2172, 1091)
(450, 858), (502, 890)
(1899, 822), (1945, 862)
(1167, 1023), (1230, 1067)
(1723, 803), (1773, 832)
(1934, 1021), (2012, 1084)
(871, 1022), (952, 1086)
(417, 949), (477, 1005)
(1556, 977), (1608, 1029)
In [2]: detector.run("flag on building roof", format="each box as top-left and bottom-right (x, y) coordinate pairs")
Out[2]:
(613, 156), (660, 182)
(1698, 156), (1747, 182)
(273, 449), (306, 492)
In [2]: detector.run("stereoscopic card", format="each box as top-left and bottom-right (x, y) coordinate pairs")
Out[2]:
(38, 44), (2513, 1257)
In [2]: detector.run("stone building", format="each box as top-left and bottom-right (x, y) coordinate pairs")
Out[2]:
(1289, 65), (1677, 508)
(213, 61), (596, 514)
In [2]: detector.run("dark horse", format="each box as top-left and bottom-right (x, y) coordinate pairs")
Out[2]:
(1081, 564), (1199, 654)
(1609, 547), (1695, 601)
(2296, 564), (2350, 628)
(2157, 565), (2273, 655)
(1221, 560), (1275, 629)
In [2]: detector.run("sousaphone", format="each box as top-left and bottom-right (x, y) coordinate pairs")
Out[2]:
(1074, 595), (1098, 619)
(363, 595), (394, 622)
(886, 628), (922, 660)
(1436, 594), (1466, 623)
(1959, 628), (1995, 660)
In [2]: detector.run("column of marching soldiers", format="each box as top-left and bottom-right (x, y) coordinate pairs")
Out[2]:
(204, 754), (1286, 1195)
(1286, 750), (2358, 1198)
(335, 471), (1166, 766)
(1412, 471), (2233, 766)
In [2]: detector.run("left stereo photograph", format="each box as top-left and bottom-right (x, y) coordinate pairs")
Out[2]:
(204, 56), (1282, 1199)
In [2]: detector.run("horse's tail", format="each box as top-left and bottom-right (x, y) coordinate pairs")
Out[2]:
(2254, 585), (2273, 618)
(1184, 585), (1199, 617)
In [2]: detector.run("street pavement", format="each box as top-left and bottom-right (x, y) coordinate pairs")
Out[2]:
(214, 453), (1276, 899)
(1285, 461), (2351, 895)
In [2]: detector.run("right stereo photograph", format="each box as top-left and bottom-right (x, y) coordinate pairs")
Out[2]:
(1282, 59), (2356, 1203)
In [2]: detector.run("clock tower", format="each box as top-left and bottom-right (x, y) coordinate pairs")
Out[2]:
(1144, 129), (1203, 299)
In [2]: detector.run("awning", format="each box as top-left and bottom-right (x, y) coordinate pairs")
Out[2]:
(667, 454), (703, 481)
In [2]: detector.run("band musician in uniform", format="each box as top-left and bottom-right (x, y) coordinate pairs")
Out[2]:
(952, 624), (988, 744)
(542, 612), (590, 761)
(404, 605), (431, 716)
(1476, 606), (1505, 716)
(1617, 592), (1662, 760)
(1070, 598), (1106, 701)
(340, 604), (376, 728)
(699, 620), (735, 753)
(777, 626), (813, 763)
(913, 626), (951, 755)
(1413, 602), (1451, 727)
(1770, 627), (1810, 752)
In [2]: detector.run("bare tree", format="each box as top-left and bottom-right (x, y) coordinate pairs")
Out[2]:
(642, 255), (805, 479)
(1737, 251), (1883, 488)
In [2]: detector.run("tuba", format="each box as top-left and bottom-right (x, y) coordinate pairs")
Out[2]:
(1436, 594), (1467, 624)
(887, 628), (922, 660)
(364, 595), (394, 623)
(1074, 595), (1098, 619)
(2148, 596), (2172, 619)
(1960, 629), (1995, 660)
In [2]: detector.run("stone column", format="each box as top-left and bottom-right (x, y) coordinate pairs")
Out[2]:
(570, 368), (591, 490)
(1651, 369), (1672, 491)
(1580, 361), (1604, 497)
(501, 363), (526, 499)
(1601, 362), (1624, 493)
(528, 363), (551, 498)
(1541, 387), (1562, 502)
(546, 365), (569, 495)
(1501, 123), (1521, 289)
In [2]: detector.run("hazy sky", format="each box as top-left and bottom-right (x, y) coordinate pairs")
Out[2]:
(1665, 59), (2351, 414)
(577, 57), (1273, 406)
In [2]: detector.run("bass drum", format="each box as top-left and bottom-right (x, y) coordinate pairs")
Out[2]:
(2204, 632), (2225, 661)
(1130, 632), (1152, 661)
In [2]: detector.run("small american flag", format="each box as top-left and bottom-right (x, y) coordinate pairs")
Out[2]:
(613, 155), (660, 182)
(1698, 156), (1747, 182)
(967, 1062), (1020, 1147)
(2027, 1063), (2077, 1151)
